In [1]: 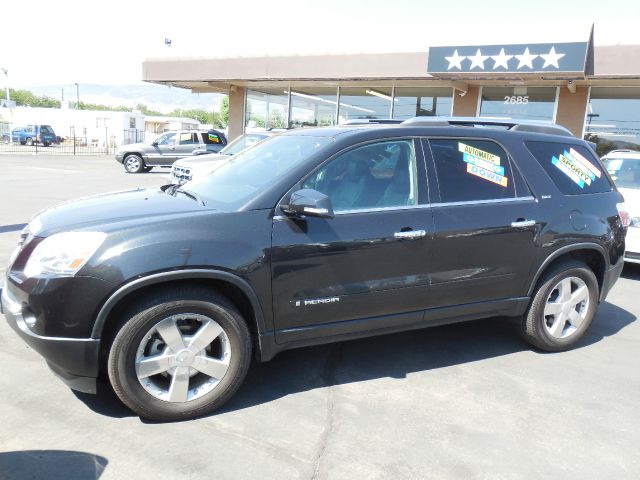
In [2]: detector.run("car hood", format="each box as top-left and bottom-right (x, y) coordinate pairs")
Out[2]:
(175, 153), (230, 166)
(118, 142), (150, 151)
(619, 187), (640, 216)
(32, 187), (212, 236)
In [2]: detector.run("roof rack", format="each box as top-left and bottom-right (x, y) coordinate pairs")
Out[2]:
(401, 116), (575, 138)
(341, 119), (404, 125)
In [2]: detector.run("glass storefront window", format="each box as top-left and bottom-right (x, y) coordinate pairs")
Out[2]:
(245, 88), (288, 130)
(338, 87), (392, 122)
(392, 87), (453, 119)
(290, 87), (337, 128)
(479, 86), (557, 121)
(584, 87), (640, 155)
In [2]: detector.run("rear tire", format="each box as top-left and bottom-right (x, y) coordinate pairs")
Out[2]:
(107, 288), (252, 421)
(123, 154), (145, 173)
(519, 260), (599, 352)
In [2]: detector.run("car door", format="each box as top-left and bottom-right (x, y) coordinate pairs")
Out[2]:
(147, 132), (177, 165)
(174, 132), (201, 157)
(271, 138), (434, 344)
(424, 137), (539, 310)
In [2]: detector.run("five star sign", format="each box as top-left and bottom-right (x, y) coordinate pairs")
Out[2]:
(443, 46), (566, 71)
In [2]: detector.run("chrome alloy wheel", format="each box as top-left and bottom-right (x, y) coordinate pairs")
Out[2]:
(125, 156), (141, 172)
(135, 314), (231, 403)
(543, 276), (590, 339)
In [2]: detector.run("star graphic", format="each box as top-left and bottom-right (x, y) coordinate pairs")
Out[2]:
(515, 48), (538, 69)
(491, 48), (513, 70)
(445, 49), (465, 70)
(539, 46), (566, 69)
(468, 49), (489, 70)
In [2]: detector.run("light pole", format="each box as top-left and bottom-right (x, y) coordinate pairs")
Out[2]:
(74, 82), (80, 109)
(1, 68), (9, 102)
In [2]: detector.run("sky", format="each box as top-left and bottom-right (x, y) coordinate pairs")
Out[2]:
(1, 0), (640, 88)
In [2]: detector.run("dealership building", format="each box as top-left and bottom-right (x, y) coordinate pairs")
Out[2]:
(142, 33), (640, 154)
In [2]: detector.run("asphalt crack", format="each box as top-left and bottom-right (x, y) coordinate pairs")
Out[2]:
(311, 343), (343, 480)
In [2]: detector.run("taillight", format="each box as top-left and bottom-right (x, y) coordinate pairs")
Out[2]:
(617, 202), (631, 228)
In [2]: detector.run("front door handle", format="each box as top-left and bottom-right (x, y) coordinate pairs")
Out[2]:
(394, 229), (427, 239)
(511, 220), (536, 228)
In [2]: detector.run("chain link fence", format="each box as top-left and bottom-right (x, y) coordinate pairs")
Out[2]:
(0, 121), (144, 155)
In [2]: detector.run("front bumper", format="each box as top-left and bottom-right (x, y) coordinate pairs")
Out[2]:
(114, 153), (124, 163)
(1, 281), (100, 393)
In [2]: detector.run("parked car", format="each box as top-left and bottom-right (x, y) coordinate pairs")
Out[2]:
(114, 129), (227, 173)
(601, 149), (640, 263)
(169, 132), (274, 185)
(9, 125), (57, 146)
(2, 117), (628, 421)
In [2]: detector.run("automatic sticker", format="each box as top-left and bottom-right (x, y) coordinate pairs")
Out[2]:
(458, 142), (508, 187)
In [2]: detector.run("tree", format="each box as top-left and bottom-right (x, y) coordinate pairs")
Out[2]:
(218, 96), (229, 127)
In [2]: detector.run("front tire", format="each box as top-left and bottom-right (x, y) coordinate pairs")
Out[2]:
(123, 154), (145, 173)
(107, 288), (251, 421)
(25, 137), (34, 146)
(519, 260), (599, 351)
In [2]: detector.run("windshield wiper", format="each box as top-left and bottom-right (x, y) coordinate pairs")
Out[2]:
(168, 185), (205, 206)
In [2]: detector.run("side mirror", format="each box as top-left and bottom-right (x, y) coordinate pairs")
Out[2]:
(281, 189), (334, 219)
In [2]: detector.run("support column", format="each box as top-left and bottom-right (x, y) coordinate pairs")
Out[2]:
(452, 86), (480, 117)
(227, 86), (246, 141)
(555, 86), (589, 137)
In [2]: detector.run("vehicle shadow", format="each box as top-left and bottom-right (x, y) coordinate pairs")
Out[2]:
(74, 300), (635, 421)
(0, 450), (107, 480)
(621, 262), (640, 280)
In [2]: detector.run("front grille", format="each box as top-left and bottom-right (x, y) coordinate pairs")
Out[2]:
(171, 165), (192, 183)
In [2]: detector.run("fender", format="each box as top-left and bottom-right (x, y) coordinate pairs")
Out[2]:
(91, 269), (268, 341)
(526, 242), (608, 297)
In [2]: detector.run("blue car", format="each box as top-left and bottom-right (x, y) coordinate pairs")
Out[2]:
(11, 125), (57, 146)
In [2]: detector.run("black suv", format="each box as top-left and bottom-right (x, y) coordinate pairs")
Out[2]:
(1, 118), (628, 421)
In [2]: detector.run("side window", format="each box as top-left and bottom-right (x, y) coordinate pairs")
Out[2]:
(179, 132), (198, 145)
(302, 140), (418, 212)
(156, 132), (176, 145)
(525, 141), (612, 195)
(429, 138), (516, 203)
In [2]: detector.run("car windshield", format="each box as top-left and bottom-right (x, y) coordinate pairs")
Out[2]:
(185, 135), (332, 210)
(603, 157), (640, 189)
(220, 134), (269, 155)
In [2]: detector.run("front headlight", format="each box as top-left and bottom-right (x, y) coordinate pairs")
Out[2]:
(23, 232), (107, 277)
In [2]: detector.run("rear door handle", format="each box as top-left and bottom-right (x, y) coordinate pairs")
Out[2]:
(394, 229), (427, 239)
(510, 220), (536, 228)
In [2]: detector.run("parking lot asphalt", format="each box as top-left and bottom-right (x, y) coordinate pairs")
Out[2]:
(0, 155), (639, 480)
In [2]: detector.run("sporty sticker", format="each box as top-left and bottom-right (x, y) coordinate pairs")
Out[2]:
(552, 154), (588, 188)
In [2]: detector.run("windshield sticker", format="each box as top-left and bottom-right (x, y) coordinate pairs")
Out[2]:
(208, 134), (220, 143)
(466, 163), (509, 187)
(566, 148), (601, 179)
(605, 159), (623, 173)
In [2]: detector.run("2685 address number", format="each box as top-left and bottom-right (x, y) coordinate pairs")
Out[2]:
(504, 95), (529, 104)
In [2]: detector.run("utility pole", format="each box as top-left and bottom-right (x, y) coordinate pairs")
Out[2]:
(1, 68), (9, 102)
(74, 82), (80, 109)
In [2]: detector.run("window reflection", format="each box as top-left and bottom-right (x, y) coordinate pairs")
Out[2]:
(480, 87), (557, 121)
(245, 88), (288, 130)
(393, 87), (453, 119)
(290, 87), (337, 128)
(338, 87), (392, 122)
(584, 87), (640, 156)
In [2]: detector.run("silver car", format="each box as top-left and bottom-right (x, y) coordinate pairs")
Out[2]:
(169, 132), (273, 184)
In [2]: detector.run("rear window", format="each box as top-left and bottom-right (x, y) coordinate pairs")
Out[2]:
(40, 125), (54, 134)
(525, 141), (612, 195)
(203, 131), (226, 145)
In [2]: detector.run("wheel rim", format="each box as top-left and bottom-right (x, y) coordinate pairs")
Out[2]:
(125, 157), (140, 171)
(543, 276), (590, 339)
(135, 313), (231, 403)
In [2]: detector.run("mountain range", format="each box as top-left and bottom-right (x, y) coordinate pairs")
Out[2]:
(24, 83), (224, 114)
